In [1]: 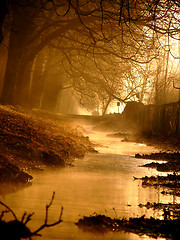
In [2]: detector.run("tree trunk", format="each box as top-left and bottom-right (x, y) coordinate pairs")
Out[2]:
(0, 0), (8, 43)
(0, 25), (24, 104)
(14, 57), (34, 106)
(40, 78), (63, 112)
(102, 96), (112, 115)
(0, 5), (39, 105)
(28, 51), (46, 109)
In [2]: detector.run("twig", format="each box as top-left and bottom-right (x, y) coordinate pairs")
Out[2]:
(24, 212), (35, 224)
(0, 210), (9, 220)
(32, 192), (63, 236)
(0, 201), (17, 220)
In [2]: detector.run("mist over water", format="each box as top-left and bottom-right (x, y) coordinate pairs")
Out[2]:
(1, 2), (180, 239)
(1, 127), (172, 240)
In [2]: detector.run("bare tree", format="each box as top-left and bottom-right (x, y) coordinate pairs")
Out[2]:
(1, 0), (180, 109)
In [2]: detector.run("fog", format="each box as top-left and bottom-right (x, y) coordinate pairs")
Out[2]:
(0, 1), (180, 115)
(1, 127), (170, 240)
(0, 1), (180, 240)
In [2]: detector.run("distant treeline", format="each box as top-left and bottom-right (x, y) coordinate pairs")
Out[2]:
(123, 101), (180, 135)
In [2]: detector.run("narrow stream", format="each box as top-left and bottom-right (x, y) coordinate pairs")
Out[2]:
(0, 129), (176, 240)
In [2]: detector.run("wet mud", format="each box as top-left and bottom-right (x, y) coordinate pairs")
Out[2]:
(76, 213), (180, 239)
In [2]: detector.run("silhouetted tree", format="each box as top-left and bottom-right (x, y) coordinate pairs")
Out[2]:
(1, 0), (180, 110)
(0, 2), (82, 106)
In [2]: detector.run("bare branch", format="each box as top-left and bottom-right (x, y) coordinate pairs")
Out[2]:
(32, 192), (63, 236)
(173, 80), (180, 89)
(0, 201), (17, 221)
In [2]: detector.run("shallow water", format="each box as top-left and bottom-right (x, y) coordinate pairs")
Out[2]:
(0, 129), (177, 240)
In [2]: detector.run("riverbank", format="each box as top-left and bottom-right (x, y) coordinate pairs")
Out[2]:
(0, 105), (96, 186)
(76, 213), (180, 239)
(1, 110), (179, 240)
(108, 131), (180, 151)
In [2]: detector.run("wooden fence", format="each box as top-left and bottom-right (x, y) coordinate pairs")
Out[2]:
(123, 101), (180, 135)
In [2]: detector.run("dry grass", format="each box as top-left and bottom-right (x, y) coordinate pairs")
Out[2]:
(0, 105), (95, 170)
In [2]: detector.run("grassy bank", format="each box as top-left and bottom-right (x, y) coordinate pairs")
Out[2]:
(0, 105), (96, 185)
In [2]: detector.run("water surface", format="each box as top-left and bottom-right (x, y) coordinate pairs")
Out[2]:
(1, 130), (175, 240)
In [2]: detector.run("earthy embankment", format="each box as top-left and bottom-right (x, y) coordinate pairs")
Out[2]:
(0, 105), (96, 187)
(1, 107), (180, 239)
(76, 213), (180, 239)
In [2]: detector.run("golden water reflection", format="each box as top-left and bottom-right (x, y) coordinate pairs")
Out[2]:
(0, 130), (174, 240)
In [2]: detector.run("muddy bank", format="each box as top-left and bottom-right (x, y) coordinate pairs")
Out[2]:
(139, 202), (180, 219)
(76, 213), (180, 240)
(134, 173), (180, 196)
(135, 151), (180, 161)
(108, 131), (180, 151)
(136, 132), (180, 152)
(108, 129), (180, 172)
(135, 151), (180, 172)
(133, 150), (180, 197)
(0, 155), (33, 183)
(0, 105), (96, 188)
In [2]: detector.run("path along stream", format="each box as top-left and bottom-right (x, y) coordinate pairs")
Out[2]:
(0, 127), (177, 240)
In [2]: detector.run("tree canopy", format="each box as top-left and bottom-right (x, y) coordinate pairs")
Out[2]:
(0, 0), (179, 114)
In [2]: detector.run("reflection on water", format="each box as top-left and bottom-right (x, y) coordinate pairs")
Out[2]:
(88, 130), (158, 156)
(0, 130), (173, 240)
